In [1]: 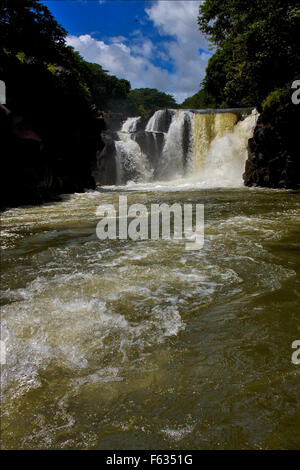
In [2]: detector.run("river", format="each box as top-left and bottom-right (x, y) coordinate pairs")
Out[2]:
(1, 184), (299, 449)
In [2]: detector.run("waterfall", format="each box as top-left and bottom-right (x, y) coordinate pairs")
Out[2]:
(194, 112), (258, 187)
(193, 113), (238, 173)
(121, 116), (141, 133)
(109, 108), (258, 187)
(115, 119), (153, 184)
(145, 109), (175, 133)
(158, 110), (194, 180)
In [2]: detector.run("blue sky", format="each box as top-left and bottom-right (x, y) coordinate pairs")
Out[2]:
(43, 1), (213, 103)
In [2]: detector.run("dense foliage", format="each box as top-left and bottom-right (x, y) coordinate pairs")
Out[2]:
(0, 0), (132, 113)
(197, 0), (300, 108)
(127, 88), (177, 115)
(180, 89), (216, 109)
(0, 0), (180, 117)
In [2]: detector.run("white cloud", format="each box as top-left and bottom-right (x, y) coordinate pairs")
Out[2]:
(67, 1), (212, 103)
(67, 34), (172, 91)
(109, 35), (127, 44)
(146, 1), (208, 48)
(146, 1), (212, 101)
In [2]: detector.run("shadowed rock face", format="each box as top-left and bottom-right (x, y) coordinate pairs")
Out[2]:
(244, 102), (300, 190)
(93, 131), (118, 186)
(0, 104), (105, 209)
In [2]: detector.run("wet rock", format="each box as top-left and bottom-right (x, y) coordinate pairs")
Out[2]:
(244, 101), (300, 189)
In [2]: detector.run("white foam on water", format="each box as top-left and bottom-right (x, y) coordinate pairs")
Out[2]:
(1, 174), (298, 450)
(1, 262), (187, 400)
(161, 425), (195, 441)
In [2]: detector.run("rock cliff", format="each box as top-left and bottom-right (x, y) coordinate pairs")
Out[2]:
(244, 101), (300, 189)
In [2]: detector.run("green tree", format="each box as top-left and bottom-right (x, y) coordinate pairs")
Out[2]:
(0, 0), (133, 112)
(0, 0), (67, 65)
(198, 0), (300, 108)
(180, 88), (216, 109)
(128, 88), (177, 114)
(78, 60), (131, 111)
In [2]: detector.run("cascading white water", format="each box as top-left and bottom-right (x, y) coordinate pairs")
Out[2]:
(193, 113), (238, 174)
(145, 110), (165, 132)
(121, 116), (141, 133)
(158, 110), (194, 180)
(193, 111), (258, 187)
(113, 109), (258, 187)
(115, 118), (153, 184)
(145, 109), (175, 133)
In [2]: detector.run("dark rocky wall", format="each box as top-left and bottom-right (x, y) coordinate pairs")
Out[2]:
(93, 131), (118, 186)
(0, 104), (105, 209)
(244, 101), (300, 190)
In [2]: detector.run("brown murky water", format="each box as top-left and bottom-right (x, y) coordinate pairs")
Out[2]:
(1, 186), (300, 449)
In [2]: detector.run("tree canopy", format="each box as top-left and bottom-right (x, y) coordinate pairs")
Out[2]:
(0, 1), (181, 116)
(0, 0), (132, 113)
(180, 89), (216, 109)
(127, 88), (177, 115)
(0, 0), (67, 64)
(198, 0), (300, 108)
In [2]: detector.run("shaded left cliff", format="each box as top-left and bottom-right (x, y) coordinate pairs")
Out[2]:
(0, 0), (131, 209)
(0, 98), (105, 209)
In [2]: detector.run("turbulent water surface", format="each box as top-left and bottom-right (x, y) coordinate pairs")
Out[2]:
(1, 185), (300, 449)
